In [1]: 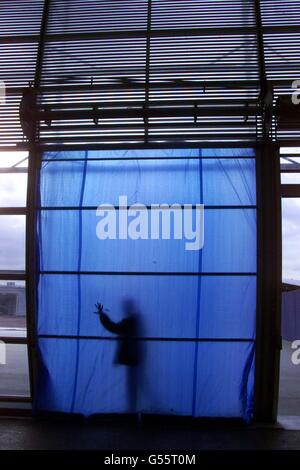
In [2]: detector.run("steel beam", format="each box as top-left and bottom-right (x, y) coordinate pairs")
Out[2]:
(254, 142), (282, 423)
(26, 0), (51, 407)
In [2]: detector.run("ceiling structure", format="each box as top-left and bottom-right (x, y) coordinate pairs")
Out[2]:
(0, 0), (299, 150)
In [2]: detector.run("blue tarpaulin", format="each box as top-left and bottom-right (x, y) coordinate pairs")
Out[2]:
(35, 148), (256, 420)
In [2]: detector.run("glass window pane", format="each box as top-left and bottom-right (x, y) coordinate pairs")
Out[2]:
(280, 147), (300, 155)
(0, 152), (28, 168)
(0, 343), (30, 397)
(281, 173), (300, 184)
(0, 215), (25, 271)
(0, 173), (27, 207)
(0, 280), (26, 338)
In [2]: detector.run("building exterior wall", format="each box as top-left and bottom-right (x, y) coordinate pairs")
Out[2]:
(282, 289), (300, 341)
(0, 284), (26, 317)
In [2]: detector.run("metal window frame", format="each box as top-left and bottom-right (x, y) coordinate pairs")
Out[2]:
(31, 139), (283, 423)
(281, 184), (300, 198)
(0, 194), (30, 405)
(254, 142), (282, 423)
(25, 0), (51, 408)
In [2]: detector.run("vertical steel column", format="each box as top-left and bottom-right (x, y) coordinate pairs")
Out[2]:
(253, 0), (282, 422)
(254, 0), (271, 141)
(26, 0), (50, 402)
(254, 142), (282, 423)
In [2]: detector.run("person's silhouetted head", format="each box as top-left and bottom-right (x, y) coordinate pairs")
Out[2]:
(122, 298), (136, 317)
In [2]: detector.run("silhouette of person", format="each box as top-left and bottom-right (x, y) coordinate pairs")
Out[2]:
(95, 298), (142, 414)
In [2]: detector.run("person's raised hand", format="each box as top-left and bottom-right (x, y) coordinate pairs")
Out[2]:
(95, 302), (105, 315)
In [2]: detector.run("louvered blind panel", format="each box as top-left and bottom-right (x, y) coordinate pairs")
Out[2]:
(264, 33), (300, 82)
(39, 89), (146, 145)
(38, 84), (147, 145)
(261, 1), (300, 142)
(2, 0), (300, 148)
(150, 35), (258, 82)
(0, 0), (43, 36)
(0, 40), (39, 148)
(261, 0), (300, 27)
(273, 84), (300, 142)
(0, 43), (39, 88)
(149, 85), (259, 102)
(47, 0), (148, 33)
(152, 0), (255, 29)
(41, 38), (147, 86)
(247, 0), (299, 88)
(0, 0), (43, 149)
(39, 0), (261, 146)
(148, 29), (259, 143)
(0, 91), (25, 147)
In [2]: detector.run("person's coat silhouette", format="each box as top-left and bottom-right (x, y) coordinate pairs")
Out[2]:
(95, 298), (142, 413)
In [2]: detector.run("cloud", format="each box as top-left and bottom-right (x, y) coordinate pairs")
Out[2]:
(0, 215), (25, 270)
(0, 152), (27, 272)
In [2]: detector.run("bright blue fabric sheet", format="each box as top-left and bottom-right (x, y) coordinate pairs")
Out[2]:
(35, 148), (256, 420)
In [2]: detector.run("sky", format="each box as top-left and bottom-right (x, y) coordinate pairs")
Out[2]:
(0, 150), (299, 281)
(0, 152), (27, 272)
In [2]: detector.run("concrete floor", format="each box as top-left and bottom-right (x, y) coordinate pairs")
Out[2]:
(0, 417), (300, 450)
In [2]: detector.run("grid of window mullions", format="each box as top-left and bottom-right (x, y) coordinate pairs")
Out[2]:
(0, 161), (30, 403)
(38, 149), (257, 345)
